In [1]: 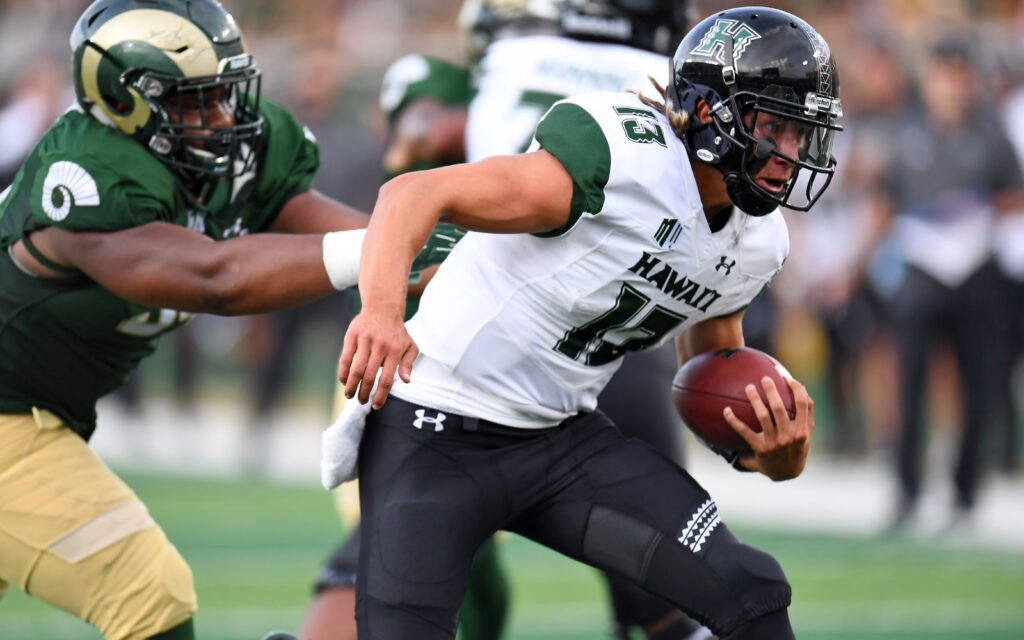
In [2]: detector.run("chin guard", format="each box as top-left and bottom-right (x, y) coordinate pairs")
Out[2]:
(724, 172), (776, 217)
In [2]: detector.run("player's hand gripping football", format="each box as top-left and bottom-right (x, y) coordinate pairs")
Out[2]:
(723, 377), (815, 481)
(339, 308), (418, 409)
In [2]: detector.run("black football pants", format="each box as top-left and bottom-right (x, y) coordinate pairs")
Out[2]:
(355, 397), (793, 639)
(891, 264), (1000, 510)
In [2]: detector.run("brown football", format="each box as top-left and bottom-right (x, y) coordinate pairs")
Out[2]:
(672, 347), (796, 453)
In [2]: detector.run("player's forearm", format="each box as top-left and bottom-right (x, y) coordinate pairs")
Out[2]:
(678, 311), (745, 365)
(42, 224), (343, 316)
(359, 173), (446, 314)
(103, 233), (336, 315)
(188, 233), (339, 315)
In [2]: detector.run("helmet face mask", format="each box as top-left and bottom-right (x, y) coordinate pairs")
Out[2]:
(71, 0), (264, 180)
(135, 62), (263, 177)
(712, 86), (841, 213)
(670, 7), (843, 215)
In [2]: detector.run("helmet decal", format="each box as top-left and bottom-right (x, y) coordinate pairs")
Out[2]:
(689, 18), (761, 65)
(804, 27), (836, 98)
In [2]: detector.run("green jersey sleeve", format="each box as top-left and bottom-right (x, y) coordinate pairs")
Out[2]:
(380, 54), (472, 123)
(25, 111), (176, 234)
(252, 98), (321, 227)
(533, 101), (612, 237)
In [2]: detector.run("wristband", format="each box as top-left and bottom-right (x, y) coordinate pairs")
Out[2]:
(322, 229), (366, 290)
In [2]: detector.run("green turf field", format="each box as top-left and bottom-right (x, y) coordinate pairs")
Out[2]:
(3, 473), (1023, 640)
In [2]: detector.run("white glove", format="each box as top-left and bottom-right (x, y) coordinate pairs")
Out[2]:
(321, 393), (373, 489)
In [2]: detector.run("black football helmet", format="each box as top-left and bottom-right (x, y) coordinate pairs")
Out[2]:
(560, 0), (695, 55)
(458, 0), (561, 63)
(70, 0), (263, 179)
(458, 0), (692, 61)
(669, 7), (842, 215)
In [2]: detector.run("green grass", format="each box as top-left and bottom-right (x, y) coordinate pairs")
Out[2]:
(3, 473), (1024, 640)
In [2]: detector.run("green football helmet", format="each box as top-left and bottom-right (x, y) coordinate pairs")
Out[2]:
(70, 0), (263, 179)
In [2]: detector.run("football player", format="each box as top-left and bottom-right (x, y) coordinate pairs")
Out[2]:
(312, 3), (708, 636)
(0, 1), (435, 639)
(330, 7), (840, 639)
(462, 2), (713, 638)
(301, 55), (510, 640)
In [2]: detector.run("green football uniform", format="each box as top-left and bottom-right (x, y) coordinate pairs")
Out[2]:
(0, 98), (319, 439)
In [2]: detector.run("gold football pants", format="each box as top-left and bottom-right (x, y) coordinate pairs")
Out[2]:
(0, 412), (196, 639)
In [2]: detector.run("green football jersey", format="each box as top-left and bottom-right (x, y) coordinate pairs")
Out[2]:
(0, 98), (319, 439)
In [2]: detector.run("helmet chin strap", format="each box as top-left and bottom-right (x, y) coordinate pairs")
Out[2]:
(724, 171), (777, 216)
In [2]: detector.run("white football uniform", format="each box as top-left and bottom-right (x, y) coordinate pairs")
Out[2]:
(393, 92), (789, 427)
(466, 35), (668, 162)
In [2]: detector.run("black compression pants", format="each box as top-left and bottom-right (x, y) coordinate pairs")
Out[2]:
(598, 346), (694, 633)
(355, 398), (793, 640)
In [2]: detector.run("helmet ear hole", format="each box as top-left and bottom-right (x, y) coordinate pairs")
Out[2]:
(108, 100), (132, 115)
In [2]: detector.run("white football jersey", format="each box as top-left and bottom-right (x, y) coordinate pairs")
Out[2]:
(393, 92), (789, 427)
(466, 35), (668, 161)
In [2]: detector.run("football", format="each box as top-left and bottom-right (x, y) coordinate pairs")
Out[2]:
(672, 347), (796, 453)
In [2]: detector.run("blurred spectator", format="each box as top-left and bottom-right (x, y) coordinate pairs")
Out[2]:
(991, 35), (1024, 475)
(783, 33), (910, 457)
(0, 57), (65, 186)
(870, 33), (1024, 529)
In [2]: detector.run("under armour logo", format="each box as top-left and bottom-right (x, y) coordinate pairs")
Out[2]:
(413, 409), (447, 432)
(715, 256), (736, 275)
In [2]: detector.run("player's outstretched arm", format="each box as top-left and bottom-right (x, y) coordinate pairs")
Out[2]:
(20, 220), (359, 316)
(12, 187), (374, 315)
(340, 149), (573, 409)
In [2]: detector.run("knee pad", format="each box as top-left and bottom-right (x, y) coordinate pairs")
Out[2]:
(647, 527), (791, 636)
(583, 506), (789, 637)
(707, 533), (791, 616)
(90, 527), (197, 640)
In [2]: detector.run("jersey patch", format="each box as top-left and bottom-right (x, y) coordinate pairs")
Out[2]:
(41, 161), (100, 221)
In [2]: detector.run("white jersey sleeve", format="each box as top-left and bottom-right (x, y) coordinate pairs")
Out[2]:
(396, 92), (789, 428)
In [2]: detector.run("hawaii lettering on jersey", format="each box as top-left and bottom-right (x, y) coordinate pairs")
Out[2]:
(628, 251), (724, 313)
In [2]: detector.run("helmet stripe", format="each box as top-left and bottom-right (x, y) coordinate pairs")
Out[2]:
(80, 9), (221, 135)
(90, 9), (221, 77)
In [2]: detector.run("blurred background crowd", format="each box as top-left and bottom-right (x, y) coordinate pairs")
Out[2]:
(3, 0), (1024, 527)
